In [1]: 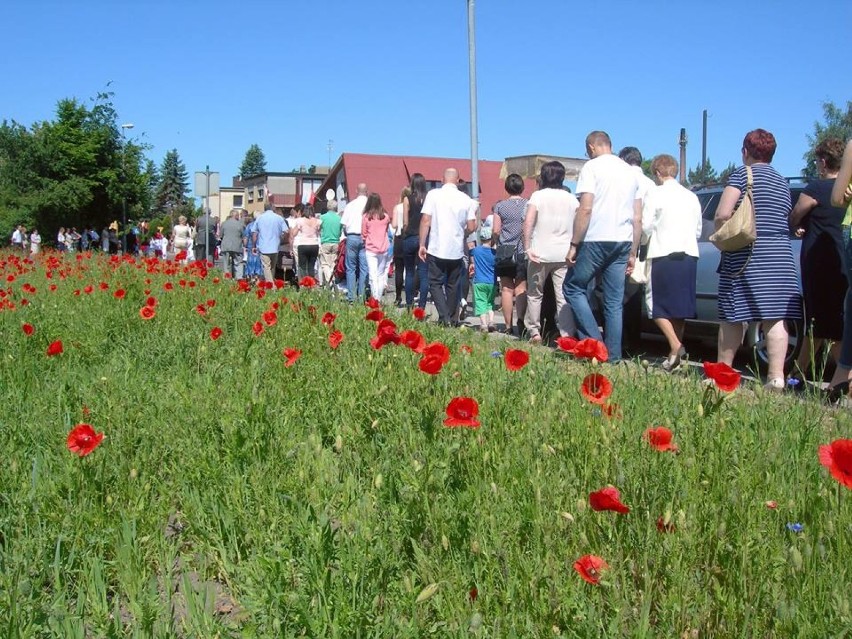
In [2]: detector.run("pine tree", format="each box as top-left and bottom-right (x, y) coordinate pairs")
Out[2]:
(803, 101), (852, 177)
(687, 159), (718, 187)
(239, 144), (267, 178)
(155, 149), (189, 215)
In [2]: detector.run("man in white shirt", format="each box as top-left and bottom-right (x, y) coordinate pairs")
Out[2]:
(10, 225), (24, 252)
(340, 183), (369, 302)
(563, 131), (642, 361)
(418, 168), (479, 325)
(251, 205), (288, 282)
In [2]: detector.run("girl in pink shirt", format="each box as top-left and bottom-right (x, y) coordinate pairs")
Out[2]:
(361, 193), (392, 300)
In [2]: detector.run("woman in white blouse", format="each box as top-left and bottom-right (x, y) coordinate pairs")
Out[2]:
(641, 154), (702, 370)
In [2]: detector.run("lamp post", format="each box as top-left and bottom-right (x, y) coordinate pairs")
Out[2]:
(120, 123), (134, 254)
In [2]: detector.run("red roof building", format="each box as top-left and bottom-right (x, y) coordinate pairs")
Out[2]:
(317, 153), (539, 219)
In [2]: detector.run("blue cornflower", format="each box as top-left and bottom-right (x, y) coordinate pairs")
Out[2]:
(786, 522), (804, 534)
(490, 351), (502, 358)
(787, 377), (801, 388)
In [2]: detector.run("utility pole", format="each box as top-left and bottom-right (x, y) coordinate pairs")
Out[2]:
(467, 0), (479, 214)
(120, 123), (134, 254)
(205, 165), (211, 264)
(701, 109), (708, 180)
(679, 128), (688, 184)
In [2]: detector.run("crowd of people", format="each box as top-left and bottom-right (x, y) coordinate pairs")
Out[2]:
(7, 129), (852, 398)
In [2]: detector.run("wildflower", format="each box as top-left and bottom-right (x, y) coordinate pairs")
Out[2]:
(656, 516), (676, 533)
(282, 348), (302, 367)
(196, 304), (207, 316)
(589, 486), (630, 514)
(469, 587), (478, 603)
(817, 439), (852, 489)
(443, 396), (481, 428)
(321, 312), (336, 326)
(572, 338), (608, 362)
(490, 351), (502, 358)
(423, 342), (451, 365)
(299, 276), (317, 288)
(504, 349), (530, 371)
(400, 330), (426, 353)
(461, 345), (473, 355)
(702, 361), (741, 392)
(139, 306), (156, 320)
(206, 298), (216, 308)
(262, 310), (278, 327)
(22, 323), (35, 336)
(413, 307), (426, 320)
(113, 289), (126, 299)
(419, 355), (444, 375)
(66, 423), (104, 457)
(252, 321), (264, 336)
(581, 374), (613, 405)
(786, 522), (804, 534)
(210, 327), (223, 340)
(328, 330), (344, 350)
(555, 336), (578, 352)
(365, 309), (384, 322)
(46, 340), (64, 356)
(765, 500), (778, 509)
(145, 296), (157, 307)
(643, 426), (678, 452)
(573, 554), (608, 585)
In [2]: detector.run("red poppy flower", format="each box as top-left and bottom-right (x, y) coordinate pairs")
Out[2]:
(328, 330), (344, 349)
(423, 342), (451, 365)
(504, 349), (530, 371)
(321, 312), (336, 326)
(461, 344), (473, 355)
(145, 296), (157, 307)
(376, 318), (398, 336)
(113, 289), (126, 299)
(46, 339), (63, 356)
(98, 282), (109, 290)
(206, 298), (216, 308)
(702, 361), (741, 392)
(555, 336), (578, 352)
(308, 305), (317, 318)
(256, 289), (267, 300)
(22, 323), (35, 336)
(469, 587), (478, 603)
(299, 276), (317, 288)
(164, 282), (174, 291)
(282, 347), (302, 367)
(573, 554), (608, 585)
(370, 329), (401, 350)
(274, 278), (285, 289)
(656, 517), (676, 533)
(196, 304), (207, 316)
(643, 426), (678, 452)
(252, 321), (264, 336)
(818, 439), (852, 489)
(262, 310), (277, 327)
(365, 309), (384, 322)
(66, 423), (104, 457)
(49, 284), (57, 292)
(210, 327), (223, 340)
(365, 297), (380, 309)
(419, 354), (445, 375)
(413, 307), (426, 320)
(83, 285), (94, 294)
(572, 338), (608, 362)
(175, 250), (187, 261)
(581, 374), (612, 405)
(443, 396), (480, 428)
(400, 330), (426, 353)
(601, 403), (621, 419)
(589, 486), (630, 514)
(139, 306), (156, 320)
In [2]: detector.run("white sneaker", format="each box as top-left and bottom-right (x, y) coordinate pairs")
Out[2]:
(763, 378), (785, 392)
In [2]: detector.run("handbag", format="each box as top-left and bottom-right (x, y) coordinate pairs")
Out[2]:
(494, 243), (517, 271)
(628, 244), (650, 285)
(710, 166), (756, 251)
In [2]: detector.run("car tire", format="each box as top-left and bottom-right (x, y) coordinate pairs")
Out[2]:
(745, 319), (803, 374)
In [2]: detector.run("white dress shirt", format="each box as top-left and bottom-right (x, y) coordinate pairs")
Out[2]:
(641, 179), (702, 259)
(341, 195), (368, 235)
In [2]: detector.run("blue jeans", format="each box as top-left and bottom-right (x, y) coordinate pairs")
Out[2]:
(345, 234), (367, 301)
(562, 241), (632, 361)
(403, 235), (429, 308)
(840, 229), (852, 367)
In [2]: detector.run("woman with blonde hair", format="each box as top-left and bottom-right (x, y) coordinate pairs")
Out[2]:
(642, 154), (702, 370)
(171, 215), (192, 260)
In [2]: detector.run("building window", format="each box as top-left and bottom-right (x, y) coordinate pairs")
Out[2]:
(233, 195), (243, 207)
(248, 191), (254, 203)
(257, 188), (264, 201)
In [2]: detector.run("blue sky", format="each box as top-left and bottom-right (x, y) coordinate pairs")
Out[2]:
(2, 0), (850, 188)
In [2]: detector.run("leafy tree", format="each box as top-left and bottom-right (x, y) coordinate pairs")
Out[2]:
(803, 100), (852, 177)
(155, 149), (190, 217)
(239, 144), (266, 178)
(687, 158), (719, 186)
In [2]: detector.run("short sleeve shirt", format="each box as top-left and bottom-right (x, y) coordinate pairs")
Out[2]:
(576, 154), (640, 242)
(423, 184), (479, 260)
(494, 198), (527, 247)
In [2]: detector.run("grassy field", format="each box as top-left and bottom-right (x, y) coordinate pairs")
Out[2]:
(1, 250), (850, 638)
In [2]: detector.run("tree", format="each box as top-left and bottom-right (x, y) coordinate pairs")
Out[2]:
(155, 149), (190, 217)
(717, 162), (737, 185)
(803, 100), (852, 177)
(239, 144), (266, 178)
(687, 158), (718, 186)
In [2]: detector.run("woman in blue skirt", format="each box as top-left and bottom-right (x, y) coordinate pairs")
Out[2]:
(243, 213), (263, 285)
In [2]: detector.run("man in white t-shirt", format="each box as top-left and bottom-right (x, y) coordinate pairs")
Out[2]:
(11, 225), (24, 252)
(340, 183), (369, 302)
(418, 168), (479, 325)
(563, 131), (642, 361)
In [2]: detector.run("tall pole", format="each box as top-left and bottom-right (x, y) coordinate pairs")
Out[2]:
(205, 164), (210, 264)
(679, 128), (688, 184)
(701, 109), (708, 180)
(467, 0), (479, 213)
(120, 123), (134, 254)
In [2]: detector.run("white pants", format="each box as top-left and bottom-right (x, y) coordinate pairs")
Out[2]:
(366, 250), (389, 299)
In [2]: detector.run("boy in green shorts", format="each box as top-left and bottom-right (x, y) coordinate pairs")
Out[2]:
(469, 228), (498, 332)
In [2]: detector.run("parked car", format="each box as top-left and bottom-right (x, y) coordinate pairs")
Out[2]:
(624, 178), (807, 370)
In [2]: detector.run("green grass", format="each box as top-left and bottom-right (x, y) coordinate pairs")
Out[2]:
(0, 250), (850, 638)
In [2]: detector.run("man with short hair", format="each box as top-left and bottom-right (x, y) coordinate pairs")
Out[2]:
(418, 168), (479, 325)
(10, 225), (24, 252)
(319, 200), (342, 288)
(252, 205), (287, 282)
(219, 208), (245, 278)
(340, 183), (369, 302)
(562, 131), (642, 361)
(194, 209), (217, 262)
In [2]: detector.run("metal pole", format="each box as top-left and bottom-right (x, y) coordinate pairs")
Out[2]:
(121, 130), (127, 254)
(679, 128), (688, 184)
(701, 109), (708, 179)
(205, 165), (210, 264)
(467, 0), (479, 215)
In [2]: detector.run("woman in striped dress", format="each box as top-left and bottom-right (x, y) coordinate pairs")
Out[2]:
(713, 129), (802, 389)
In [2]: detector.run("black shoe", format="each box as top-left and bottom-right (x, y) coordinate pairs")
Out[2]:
(824, 381), (850, 405)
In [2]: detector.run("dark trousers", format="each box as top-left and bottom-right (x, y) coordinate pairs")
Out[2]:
(393, 236), (405, 302)
(403, 235), (429, 308)
(428, 254), (463, 325)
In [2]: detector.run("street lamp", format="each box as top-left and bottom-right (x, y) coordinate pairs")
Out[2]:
(120, 123), (134, 254)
